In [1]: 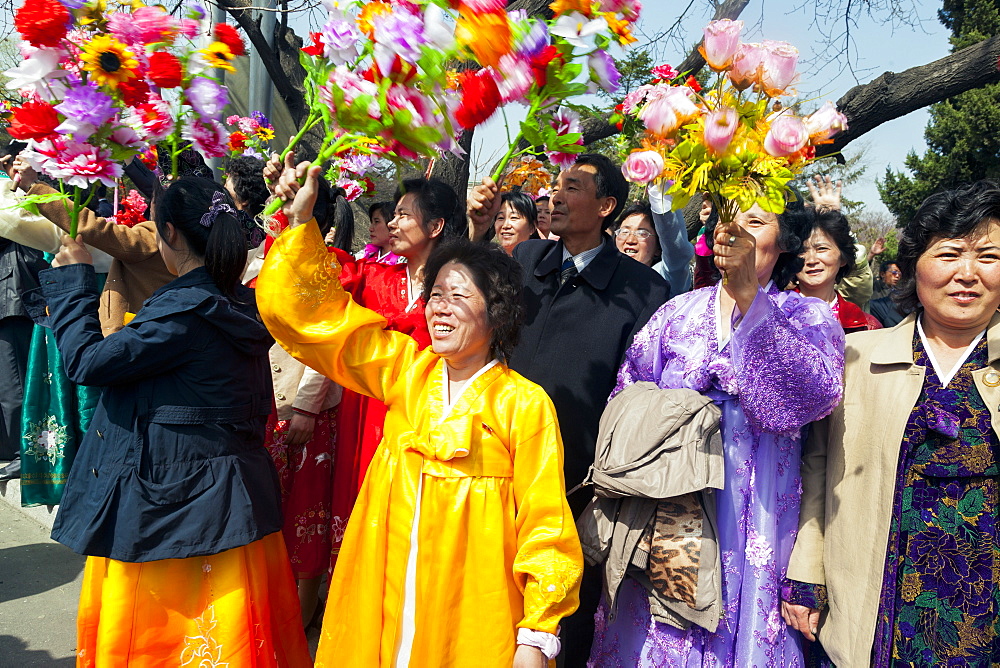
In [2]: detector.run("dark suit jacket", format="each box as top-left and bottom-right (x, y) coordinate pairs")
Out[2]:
(511, 238), (671, 493)
(870, 292), (905, 328)
(0, 237), (47, 321)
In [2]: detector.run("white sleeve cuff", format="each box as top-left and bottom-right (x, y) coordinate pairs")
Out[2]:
(516, 628), (561, 660)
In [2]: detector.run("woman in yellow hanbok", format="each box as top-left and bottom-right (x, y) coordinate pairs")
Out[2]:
(256, 163), (583, 668)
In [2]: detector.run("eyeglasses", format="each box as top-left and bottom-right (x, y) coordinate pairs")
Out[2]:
(614, 228), (653, 240)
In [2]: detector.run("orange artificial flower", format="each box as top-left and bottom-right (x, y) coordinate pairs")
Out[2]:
(602, 12), (637, 46)
(455, 10), (511, 69)
(357, 1), (392, 39)
(550, 0), (594, 18)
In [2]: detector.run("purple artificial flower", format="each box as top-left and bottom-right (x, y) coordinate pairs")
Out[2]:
(57, 0), (87, 9)
(186, 77), (229, 118)
(339, 152), (376, 176)
(321, 10), (361, 66)
(250, 110), (270, 127)
(589, 49), (621, 93)
(517, 18), (550, 58)
(373, 7), (426, 63)
(55, 84), (115, 140)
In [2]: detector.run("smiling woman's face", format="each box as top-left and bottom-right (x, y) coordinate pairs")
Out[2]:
(493, 202), (534, 255)
(916, 223), (1000, 334)
(425, 261), (492, 370)
(797, 228), (845, 296)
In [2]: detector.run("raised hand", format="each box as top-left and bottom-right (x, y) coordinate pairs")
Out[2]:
(806, 174), (842, 213)
(274, 152), (322, 228)
(466, 177), (503, 241)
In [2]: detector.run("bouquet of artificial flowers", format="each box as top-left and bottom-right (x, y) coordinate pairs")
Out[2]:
(615, 19), (848, 228)
(263, 0), (642, 214)
(4, 0), (244, 234)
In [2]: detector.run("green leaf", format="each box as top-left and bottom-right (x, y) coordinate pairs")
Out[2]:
(519, 121), (545, 148)
(958, 488), (985, 519)
(914, 591), (938, 609)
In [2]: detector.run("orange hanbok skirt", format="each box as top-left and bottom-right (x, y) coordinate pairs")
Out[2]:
(75, 531), (311, 667)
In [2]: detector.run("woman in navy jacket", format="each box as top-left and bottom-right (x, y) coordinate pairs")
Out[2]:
(40, 178), (310, 666)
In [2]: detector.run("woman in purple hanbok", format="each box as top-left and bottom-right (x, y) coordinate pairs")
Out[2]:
(588, 198), (845, 667)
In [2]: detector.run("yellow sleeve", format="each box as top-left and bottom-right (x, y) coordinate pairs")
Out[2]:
(256, 220), (424, 403)
(510, 385), (585, 634)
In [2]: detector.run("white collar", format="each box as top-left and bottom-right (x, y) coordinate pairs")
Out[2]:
(441, 359), (499, 419)
(916, 316), (985, 387)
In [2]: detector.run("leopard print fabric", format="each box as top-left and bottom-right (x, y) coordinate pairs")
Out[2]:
(644, 493), (703, 608)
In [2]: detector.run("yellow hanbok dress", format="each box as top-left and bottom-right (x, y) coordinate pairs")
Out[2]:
(256, 222), (584, 667)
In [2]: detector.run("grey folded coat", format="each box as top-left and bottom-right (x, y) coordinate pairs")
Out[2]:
(575, 381), (724, 631)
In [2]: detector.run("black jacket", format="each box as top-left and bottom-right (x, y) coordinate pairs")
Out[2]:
(0, 237), (48, 321)
(42, 264), (281, 562)
(510, 238), (671, 492)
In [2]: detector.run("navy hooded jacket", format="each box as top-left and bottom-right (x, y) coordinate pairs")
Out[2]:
(41, 263), (281, 562)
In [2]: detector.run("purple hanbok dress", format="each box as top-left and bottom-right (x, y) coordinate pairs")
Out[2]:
(588, 283), (845, 667)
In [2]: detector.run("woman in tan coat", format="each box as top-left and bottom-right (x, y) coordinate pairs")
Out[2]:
(782, 180), (1000, 666)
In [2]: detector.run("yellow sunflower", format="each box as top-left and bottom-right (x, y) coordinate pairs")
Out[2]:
(199, 41), (237, 72)
(255, 126), (275, 141)
(81, 34), (139, 90)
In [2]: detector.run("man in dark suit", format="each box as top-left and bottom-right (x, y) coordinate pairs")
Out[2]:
(469, 154), (670, 666)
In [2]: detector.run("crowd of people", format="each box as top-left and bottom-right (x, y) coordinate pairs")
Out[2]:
(0, 133), (998, 668)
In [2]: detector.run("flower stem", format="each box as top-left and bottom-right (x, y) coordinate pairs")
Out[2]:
(261, 134), (350, 218)
(491, 99), (542, 183)
(280, 113), (322, 162)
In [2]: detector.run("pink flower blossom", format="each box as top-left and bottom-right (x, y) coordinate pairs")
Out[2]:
(651, 64), (678, 81)
(621, 150), (664, 184)
(226, 115), (240, 125)
(728, 42), (765, 91)
(763, 112), (808, 157)
(26, 139), (122, 189)
(638, 86), (701, 137)
(700, 19), (743, 71)
(803, 101), (848, 141)
(461, 0), (506, 11)
(324, 66), (380, 118)
(546, 107), (584, 169)
(178, 19), (200, 38)
(386, 84), (438, 127)
(621, 84), (653, 114)
(599, 0), (641, 20)
(373, 7), (426, 64)
(335, 177), (364, 202)
(495, 56), (532, 104)
(110, 121), (144, 149)
(184, 119), (228, 158)
(703, 107), (738, 154)
(759, 40), (798, 97)
(132, 6), (178, 44)
(238, 117), (260, 134)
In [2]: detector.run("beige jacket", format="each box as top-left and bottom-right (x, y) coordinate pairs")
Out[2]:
(0, 180), (113, 272)
(786, 311), (1000, 667)
(243, 243), (341, 419)
(28, 182), (173, 336)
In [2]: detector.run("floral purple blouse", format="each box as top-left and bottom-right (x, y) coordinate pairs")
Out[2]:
(588, 282), (845, 667)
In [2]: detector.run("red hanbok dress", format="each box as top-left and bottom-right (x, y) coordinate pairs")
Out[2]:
(327, 248), (431, 560)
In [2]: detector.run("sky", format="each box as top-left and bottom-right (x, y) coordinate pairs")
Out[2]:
(467, 0), (953, 218)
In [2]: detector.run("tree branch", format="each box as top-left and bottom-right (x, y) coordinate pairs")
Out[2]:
(816, 33), (1000, 158)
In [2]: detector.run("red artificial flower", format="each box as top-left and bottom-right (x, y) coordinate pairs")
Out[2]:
(139, 146), (158, 170)
(362, 176), (375, 195)
(8, 100), (59, 141)
(613, 103), (625, 131)
(530, 45), (560, 89)
(302, 32), (324, 57)
(228, 130), (248, 151)
(148, 51), (183, 89)
(15, 0), (69, 48)
(684, 75), (702, 93)
(454, 69), (502, 130)
(213, 23), (246, 57)
(118, 77), (151, 107)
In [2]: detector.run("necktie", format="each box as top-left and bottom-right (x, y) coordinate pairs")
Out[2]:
(560, 258), (578, 286)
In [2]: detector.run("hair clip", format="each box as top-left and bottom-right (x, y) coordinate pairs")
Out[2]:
(199, 191), (237, 228)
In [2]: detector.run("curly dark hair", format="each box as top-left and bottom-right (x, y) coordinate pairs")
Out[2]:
(224, 156), (269, 218)
(894, 179), (1000, 314)
(704, 191), (810, 288)
(799, 209), (857, 284)
(421, 238), (525, 364)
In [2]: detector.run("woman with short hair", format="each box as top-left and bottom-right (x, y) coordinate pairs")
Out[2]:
(494, 190), (539, 255)
(257, 162), (584, 667)
(784, 179), (1000, 666)
(795, 210), (882, 333)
